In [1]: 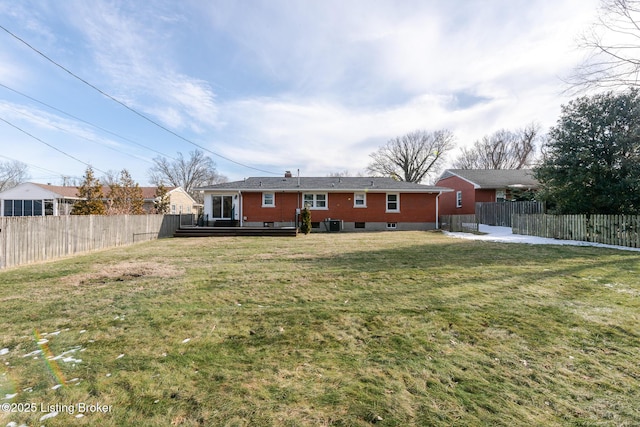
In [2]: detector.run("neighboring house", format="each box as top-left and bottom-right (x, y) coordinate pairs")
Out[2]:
(436, 169), (539, 215)
(196, 174), (452, 231)
(163, 187), (199, 215)
(0, 182), (198, 216)
(0, 183), (79, 216)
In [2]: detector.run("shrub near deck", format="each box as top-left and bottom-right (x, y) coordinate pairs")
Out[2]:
(0, 232), (638, 426)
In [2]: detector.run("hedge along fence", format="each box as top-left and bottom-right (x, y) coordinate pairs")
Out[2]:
(0, 214), (189, 269)
(512, 214), (640, 248)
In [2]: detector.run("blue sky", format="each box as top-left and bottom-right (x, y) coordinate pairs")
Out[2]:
(0, 0), (599, 185)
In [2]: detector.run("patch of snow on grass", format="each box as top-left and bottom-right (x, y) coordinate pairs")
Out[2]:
(445, 225), (640, 252)
(40, 411), (58, 420)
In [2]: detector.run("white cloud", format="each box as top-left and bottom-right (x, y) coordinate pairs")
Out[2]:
(0, 0), (604, 183)
(61, 0), (219, 132)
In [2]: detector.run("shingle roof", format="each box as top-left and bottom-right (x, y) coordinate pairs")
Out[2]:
(196, 177), (452, 193)
(31, 183), (177, 200)
(438, 169), (539, 189)
(32, 183), (81, 198)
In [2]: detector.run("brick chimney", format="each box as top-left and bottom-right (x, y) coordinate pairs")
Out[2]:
(284, 171), (293, 178)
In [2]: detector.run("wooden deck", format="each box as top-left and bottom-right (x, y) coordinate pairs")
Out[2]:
(173, 226), (298, 237)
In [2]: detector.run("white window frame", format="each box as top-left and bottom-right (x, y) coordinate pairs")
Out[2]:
(212, 195), (234, 219)
(387, 222), (397, 230)
(386, 193), (400, 213)
(354, 193), (367, 208)
(303, 193), (328, 209)
(456, 191), (462, 208)
(262, 192), (275, 207)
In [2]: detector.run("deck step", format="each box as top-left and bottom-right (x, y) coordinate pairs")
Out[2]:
(174, 226), (298, 237)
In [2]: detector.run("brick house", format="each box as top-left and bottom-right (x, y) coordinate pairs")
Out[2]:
(0, 182), (197, 216)
(435, 169), (539, 215)
(196, 175), (452, 231)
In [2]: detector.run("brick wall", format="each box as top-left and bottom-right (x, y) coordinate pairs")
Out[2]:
(241, 191), (439, 224)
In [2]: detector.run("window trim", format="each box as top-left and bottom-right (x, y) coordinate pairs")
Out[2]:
(456, 191), (463, 208)
(303, 193), (328, 210)
(353, 193), (367, 208)
(386, 193), (400, 213)
(212, 194), (234, 219)
(3, 199), (47, 217)
(262, 192), (275, 208)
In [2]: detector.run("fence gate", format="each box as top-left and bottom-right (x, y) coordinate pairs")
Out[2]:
(475, 201), (545, 227)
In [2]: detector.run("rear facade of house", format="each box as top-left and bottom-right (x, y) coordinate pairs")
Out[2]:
(197, 176), (452, 231)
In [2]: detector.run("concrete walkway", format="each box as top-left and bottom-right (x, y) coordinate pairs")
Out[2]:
(443, 225), (640, 252)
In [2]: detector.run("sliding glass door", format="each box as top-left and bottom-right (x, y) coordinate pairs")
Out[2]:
(212, 195), (234, 219)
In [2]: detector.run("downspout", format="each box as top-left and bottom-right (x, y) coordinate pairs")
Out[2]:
(238, 191), (243, 227)
(435, 191), (442, 229)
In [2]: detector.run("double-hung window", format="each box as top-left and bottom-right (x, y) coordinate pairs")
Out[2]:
(386, 193), (399, 212)
(456, 191), (463, 208)
(303, 193), (327, 209)
(354, 193), (366, 207)
(262, 192), (275, 207)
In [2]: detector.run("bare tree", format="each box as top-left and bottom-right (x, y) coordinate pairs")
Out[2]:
(453, 124), (539, 169)
(568, 0), (640, 91)
(148, 150), (227, 201)
(0, 160), (29, 192)
(100, 170), (120, 187)
(367, 130), (455, 183)
(106, 169), (145, 215)
(327, 170), (365, 177)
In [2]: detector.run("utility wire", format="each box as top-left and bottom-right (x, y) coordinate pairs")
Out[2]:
(0, 153), (80, 179)
(0, 116), (107, 174)
(4, 101), (154, 165)
(0, 82), (177, 161)
(0, 24), (280, 176)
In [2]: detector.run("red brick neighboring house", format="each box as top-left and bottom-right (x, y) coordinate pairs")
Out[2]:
(196, 176), (453, 231)
(436, 169), (539, 215)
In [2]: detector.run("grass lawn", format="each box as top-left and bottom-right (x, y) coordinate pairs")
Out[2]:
(1, 231), (639, 426)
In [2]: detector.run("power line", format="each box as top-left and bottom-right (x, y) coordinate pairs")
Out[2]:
(0, 153), (80, 179)
(0, 82), (178, 161)
(3, 100), (154, 165)
(0, 116), (107, 174)
(0, 24), (280, 176)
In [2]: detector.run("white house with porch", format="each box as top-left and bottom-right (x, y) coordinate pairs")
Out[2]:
(0, 183), (79, 216)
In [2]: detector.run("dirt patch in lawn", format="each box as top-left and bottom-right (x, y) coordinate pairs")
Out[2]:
(62, 261), (185, 286)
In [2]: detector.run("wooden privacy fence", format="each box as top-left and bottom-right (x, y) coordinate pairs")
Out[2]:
(476, 201), (545, 227)
(512, 214), (640, 248)
(440, 215), (479, 233)
(0, 214), (190, 269)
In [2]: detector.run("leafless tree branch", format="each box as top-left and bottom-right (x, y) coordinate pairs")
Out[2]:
(367, 130), (456, 183)
(567, 0), (640, 92)
(452, 124), (540, 169)
(0, 160), (29, 192)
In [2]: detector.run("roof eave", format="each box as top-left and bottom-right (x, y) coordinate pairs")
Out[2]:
(199, 187), (453, 193)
